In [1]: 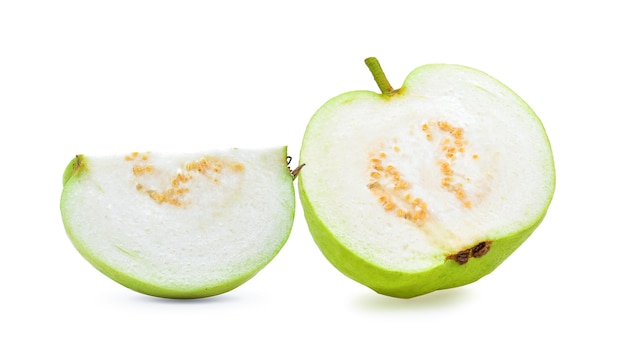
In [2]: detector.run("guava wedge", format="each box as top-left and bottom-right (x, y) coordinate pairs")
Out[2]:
(60, 147), (295, 298)
(298, 58), (555, 298)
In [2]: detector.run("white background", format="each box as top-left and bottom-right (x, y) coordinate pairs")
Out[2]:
(1, 1), (623, 349)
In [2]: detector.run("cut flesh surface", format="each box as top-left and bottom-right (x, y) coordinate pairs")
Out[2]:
(61, 147), (295, 297)
(299, 64), (555, 274)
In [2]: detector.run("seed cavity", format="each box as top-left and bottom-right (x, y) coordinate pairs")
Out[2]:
(125, 152), (244, 207)
(367, 119), (480, 224)
(423, 120), (478, 208)
(367, 158), (428, 225)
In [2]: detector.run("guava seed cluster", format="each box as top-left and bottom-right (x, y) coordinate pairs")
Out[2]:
(367, 119), (479, 227)
(125, 151), (245, 207)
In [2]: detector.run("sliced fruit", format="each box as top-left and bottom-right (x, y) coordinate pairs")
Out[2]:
(61, 147), (295, 298)
(298, 58), (555, 298)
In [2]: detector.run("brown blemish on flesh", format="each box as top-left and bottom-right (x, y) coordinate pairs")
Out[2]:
(471, 241), (491, 258)
(447, 241), (492, 265)
(448, 249), (472, 265)
(73, 155), (82, 171)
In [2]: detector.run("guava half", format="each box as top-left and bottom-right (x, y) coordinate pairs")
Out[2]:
(298, 58), (555, 298)
(60, 147), (295, 298)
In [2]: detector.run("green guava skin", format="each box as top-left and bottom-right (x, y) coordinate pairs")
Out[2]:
(61, 153), (295, 299)
(298, 63), (555, 298)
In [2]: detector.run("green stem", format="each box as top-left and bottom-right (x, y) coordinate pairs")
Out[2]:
(365, 57), (396, 96)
